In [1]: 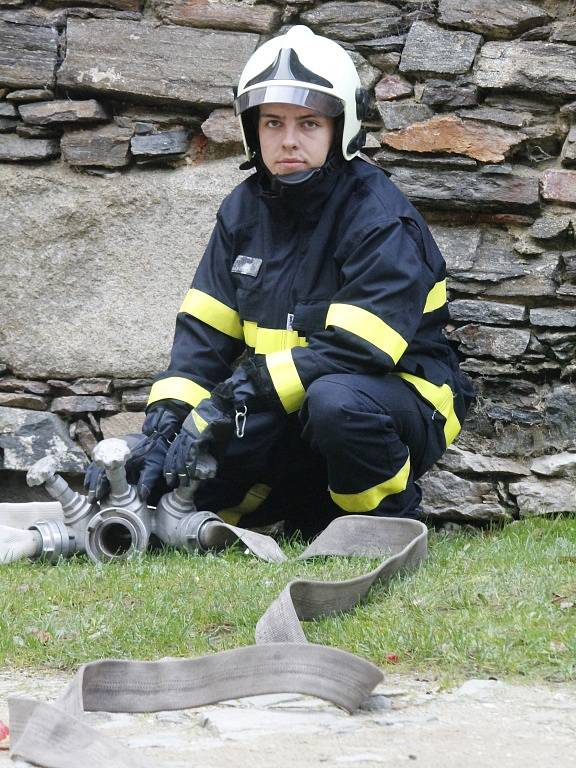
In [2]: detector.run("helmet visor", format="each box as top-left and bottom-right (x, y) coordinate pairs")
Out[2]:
(234, 85), (344, 118)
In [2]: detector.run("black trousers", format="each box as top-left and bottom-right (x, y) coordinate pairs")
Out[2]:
(195, 372), (466, 538)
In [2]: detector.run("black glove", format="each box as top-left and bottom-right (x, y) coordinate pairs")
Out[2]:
(163, 383), (235, 486)
(84, 402), (189, 502)
(162, 359), (278, 486)
(84, 432), (161, 502)
(141, 400), (190, 439)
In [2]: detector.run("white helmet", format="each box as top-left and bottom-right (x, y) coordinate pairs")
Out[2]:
(234, 25), (368, 165)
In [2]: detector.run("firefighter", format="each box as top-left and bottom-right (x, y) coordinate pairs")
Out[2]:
(86, 26), (474, 537)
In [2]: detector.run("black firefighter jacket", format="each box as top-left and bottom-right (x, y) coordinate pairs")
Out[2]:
(148, 156), (472, 451)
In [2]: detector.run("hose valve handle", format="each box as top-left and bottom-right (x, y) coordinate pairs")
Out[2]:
(93, 438), (132, 499)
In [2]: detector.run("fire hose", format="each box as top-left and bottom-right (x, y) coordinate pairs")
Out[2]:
(2, 439), (427, 767)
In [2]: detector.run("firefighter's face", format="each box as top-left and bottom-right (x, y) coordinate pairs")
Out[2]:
(258, 103), (335, 175)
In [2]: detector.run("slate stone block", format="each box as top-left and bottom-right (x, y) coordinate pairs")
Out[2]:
(438, 446), (530, 477)
(0, 134), (59, 160)
(550, 19), (576, 44)
(61, 123), (132, 167)
(0, 102), (16, 117)
(58, 19), (259, 107)
(153, 0), (281, 34)
(510, 478), (576, 516)
(561, 127), (576, 169)
(376, 101), (433, 131)
(0, 378), (51, 395)
(530, 452), (576, 478)
(390, 167), (540, 213)
(300, 1), (404, 41)
(528, 213), (574, 240)
(0, 20), (58, 89)
(541, 169), (576, 205)
(438, 0), (551, 40)
(0, 406), (87, 473)
(0, 393), (48, 409)
(201, 108), (242, 145)
(381, 115), (526, 163)
(474, 41), (576, 98)
(530, 308), (576, 328)
(421, 79), (479, 109)
(355, 35), (406, 54)
(368, 52), (401, 73)
(449, 299), (527, 325)
(19, 99), (108, 125)
(348, 50), (381, 91)
(431, 225), (560, 298)
(0, 117), (17, 132)
(400, 22), (482, 75)
(49, 378), (113, 395)
(100, 411), (144, 439)
(51, 395), (120, 415)
(16, 124), (60, 138)
(421, 470), (511, 521)
(121, 387), (150, 411)
(131, 128), (189, 157)
(0, 159), (246, 379)
(46, 0), (142, 10)
(374, 74), (413, 101)
(455, 106), (529, 129)
(448, 324), (531, 359)
(374, 148), (477, 170)
(6, 88), (54, 102)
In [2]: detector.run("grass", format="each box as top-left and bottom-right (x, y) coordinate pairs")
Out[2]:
(0, 517), (575, 683)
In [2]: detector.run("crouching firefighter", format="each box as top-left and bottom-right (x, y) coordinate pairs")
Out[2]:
(85, 25), (475, 538)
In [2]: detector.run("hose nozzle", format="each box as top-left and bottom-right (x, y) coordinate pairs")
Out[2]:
(85, 438), (151, 563)
(25, 456), (96, 562)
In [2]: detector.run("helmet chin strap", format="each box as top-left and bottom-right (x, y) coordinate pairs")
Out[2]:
(260, 146), (343, 198)
(273, 167), (321, 186)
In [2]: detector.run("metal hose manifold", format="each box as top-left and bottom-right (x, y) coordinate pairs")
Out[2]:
(152, 453), (228, 553)
(25, 455), (97, 563)
(84, 438), (152, 563)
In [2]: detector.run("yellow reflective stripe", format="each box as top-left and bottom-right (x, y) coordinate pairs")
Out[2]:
(191, 410), (208, 433)
(326, 303), (408, 363)
(397, 372), (461, 446)
(180, 288), (243, 340)
(330, 455), (411, 513)
(147, 377), (210, 408)
(423, 280), (447, 314)
(244, 320), (308, 354)
(243, 320), (258, 347)
(265, 350), (306, 414)
(219, 483), (271, 525)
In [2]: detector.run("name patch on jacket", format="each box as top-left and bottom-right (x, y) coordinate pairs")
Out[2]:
(232, 255), (262, 277)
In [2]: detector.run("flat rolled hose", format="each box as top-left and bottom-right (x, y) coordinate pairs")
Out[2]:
(8, 516), (427, 768)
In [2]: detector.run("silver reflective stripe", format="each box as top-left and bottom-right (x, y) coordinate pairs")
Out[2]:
(234, 85), (344, 117)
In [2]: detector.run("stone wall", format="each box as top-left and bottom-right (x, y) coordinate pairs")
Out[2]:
(1, 0), (575, 519)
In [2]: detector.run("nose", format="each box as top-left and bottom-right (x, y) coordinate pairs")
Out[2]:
(281, 122), (298, 149)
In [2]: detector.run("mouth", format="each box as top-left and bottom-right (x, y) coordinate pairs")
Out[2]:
(277, 158), (307, 167)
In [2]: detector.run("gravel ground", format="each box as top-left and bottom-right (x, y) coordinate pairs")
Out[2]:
(1, 670), (575, 767)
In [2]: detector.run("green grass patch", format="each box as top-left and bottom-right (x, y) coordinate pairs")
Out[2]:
(1, 517), (575, 682)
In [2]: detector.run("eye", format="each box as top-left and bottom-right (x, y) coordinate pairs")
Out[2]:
(263, 119), (281, 128)
(302, 120), (320, 129)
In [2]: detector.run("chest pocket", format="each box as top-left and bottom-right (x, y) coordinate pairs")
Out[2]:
(292, 301), (330, 338)
(231, 254), (263, 322)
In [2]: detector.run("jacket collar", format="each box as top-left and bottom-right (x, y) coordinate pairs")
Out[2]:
(255, 151), (346, 223)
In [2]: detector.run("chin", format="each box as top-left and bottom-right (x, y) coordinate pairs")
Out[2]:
(275, 163), (309, 175)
